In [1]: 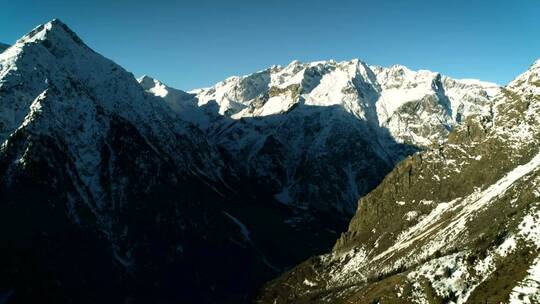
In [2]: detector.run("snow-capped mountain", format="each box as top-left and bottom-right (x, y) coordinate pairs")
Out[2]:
(1, 18), (521, 304)
(143, 60), (498, 220)
(138, 75), (218, 127)
(0, 19), (274, 304)
(257, 59), (540, 303)
(191, 59), (499, 147)
(137, 56), (505, 303)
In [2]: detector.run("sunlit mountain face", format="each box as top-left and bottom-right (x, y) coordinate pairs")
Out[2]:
(1, 18), (538, 304)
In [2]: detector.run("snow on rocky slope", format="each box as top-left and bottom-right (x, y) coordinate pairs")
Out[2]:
(257, 59), (540, 304)
(0, 19), (230, 207)
(0, 18), (510, 304)
(0, 19), (272, 304)
(191, 59), (499, 146)
(143, 59), (499, 221)
(138, 75), (218, 127)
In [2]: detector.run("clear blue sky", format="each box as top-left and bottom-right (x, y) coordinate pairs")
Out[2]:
(1, 0), (538, 90)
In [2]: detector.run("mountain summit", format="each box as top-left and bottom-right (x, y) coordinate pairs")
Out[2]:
(0, 19), (252, 303)
(1, 19), (532, 304)
(257, 59), (540, 303)
(147, 58), (499, 218)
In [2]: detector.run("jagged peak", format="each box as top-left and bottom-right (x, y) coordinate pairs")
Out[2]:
(138, 75), (159, 89)
(284, 58), (368, 69)
(136, 75), (171, 98)
(194, 59), (497, 97)
(348, 58), (361, 65)
(370, 63), (429, 76)
(0, 18), (168, 140)
(0, 18), (133, 87)
(207, 59), (416, 90)
(287, 59), (302, 66)
(138, 74), (155, 81)
(138, 75), (193, 101)
(14, 18), (89, 51)
(387, 63), (410, 71)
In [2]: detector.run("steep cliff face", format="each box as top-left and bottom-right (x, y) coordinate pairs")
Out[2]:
(257, 60), (540, 303)
(0, 20), (274, 304)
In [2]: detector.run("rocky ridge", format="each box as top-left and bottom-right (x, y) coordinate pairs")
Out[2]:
(0, 19), (515, 304)
(257, 59), (540, 304)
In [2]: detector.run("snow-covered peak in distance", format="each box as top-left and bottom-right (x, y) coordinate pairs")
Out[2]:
(137, 75), (217, 127)
(0, 18), (208, 137)
(186, 59), (500, 147)
(0, 18), (152, 141)
(3, 19), (95, 62)
(257, 59), (540, 303)
(138, 75), (169, 97)
(0, 18), (224, 181)
(371, 64), (499, 117)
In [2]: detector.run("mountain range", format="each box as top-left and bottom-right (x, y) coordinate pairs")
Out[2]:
(258, 61), (540, 303)
(0, 19), (537, 304)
